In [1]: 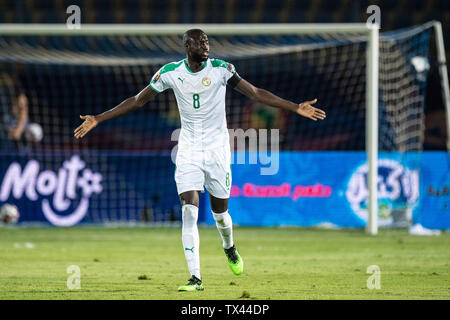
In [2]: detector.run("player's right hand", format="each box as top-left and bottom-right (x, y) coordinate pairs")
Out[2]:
(74, 115), (98, 139)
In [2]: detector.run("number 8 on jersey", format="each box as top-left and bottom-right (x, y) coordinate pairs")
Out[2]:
(193, 94), (200, 109)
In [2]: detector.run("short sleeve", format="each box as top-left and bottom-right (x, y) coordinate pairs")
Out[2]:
(224, 62), (242, 88)
(149, 68), (170, 93)
(223, 62), (237, 82)
(212, 59), (241, 86)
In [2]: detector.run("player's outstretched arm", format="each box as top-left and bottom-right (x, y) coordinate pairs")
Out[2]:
(233, 78), (326, 121)
(74, 85), (158, 139)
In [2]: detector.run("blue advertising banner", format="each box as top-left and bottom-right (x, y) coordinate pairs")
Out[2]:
(418, 153), (450, 229)
(203, 152), (450, 229)
(1, 151), (449, 229)
(0, 152), (180, 226)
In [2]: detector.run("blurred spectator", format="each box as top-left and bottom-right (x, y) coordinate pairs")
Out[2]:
(8, 93), (28, 141)
(3, 92), (43, 152)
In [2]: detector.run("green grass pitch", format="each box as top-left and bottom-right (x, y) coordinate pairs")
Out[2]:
(0, 226), (449, 300)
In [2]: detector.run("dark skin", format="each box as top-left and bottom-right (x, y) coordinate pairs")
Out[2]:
(74, 30), (326, 213)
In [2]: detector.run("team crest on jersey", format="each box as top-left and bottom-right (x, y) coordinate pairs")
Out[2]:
(152, 72), (161, 83)
(202, 77), (211, 87)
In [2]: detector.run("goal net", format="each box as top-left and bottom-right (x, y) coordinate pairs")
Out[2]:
(0, 23), (435, 229)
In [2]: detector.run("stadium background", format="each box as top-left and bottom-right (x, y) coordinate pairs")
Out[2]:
(0, 0), (449, 229)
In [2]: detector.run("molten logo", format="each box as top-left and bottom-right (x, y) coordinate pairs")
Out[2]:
(0, 155), (102, 226)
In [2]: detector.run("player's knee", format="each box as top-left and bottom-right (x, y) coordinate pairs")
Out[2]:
(181, 199), (199, 207)
(179, 192), (199, 207)
(210, 199), (228, 213)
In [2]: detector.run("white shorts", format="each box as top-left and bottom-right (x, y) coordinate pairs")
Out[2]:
(175, 144), (232, 199)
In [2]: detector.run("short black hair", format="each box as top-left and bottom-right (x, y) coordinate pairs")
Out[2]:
(183, 29), (206, 45)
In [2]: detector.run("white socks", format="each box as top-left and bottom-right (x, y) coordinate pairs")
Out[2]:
(212, 210), (234, 249)
(181, 206), (234, 280)
(181, 204), (201, 280)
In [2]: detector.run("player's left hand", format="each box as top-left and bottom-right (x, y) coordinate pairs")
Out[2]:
(296, 99), (326, 121)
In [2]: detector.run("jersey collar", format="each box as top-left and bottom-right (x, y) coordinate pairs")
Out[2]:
(184, 59), (207, 74)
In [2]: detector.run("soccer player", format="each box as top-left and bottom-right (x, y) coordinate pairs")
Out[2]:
(74, 29), (326, 292)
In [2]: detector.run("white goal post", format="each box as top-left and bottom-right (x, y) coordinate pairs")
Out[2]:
(11, 22), (449, 235)
(433, 22), (450, 151)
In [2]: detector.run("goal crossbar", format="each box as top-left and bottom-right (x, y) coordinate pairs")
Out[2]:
(0, 23), (374, 36)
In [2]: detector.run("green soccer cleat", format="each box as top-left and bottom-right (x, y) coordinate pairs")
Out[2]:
(178, 275), (204, 292)
(224, 245), (244, 275)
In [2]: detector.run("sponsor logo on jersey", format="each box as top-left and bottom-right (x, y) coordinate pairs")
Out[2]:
(202, 77), (211, 87)
(345, 159), (419, 226)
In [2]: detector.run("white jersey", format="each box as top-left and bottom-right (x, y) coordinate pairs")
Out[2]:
(149, 58), (237, 151)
